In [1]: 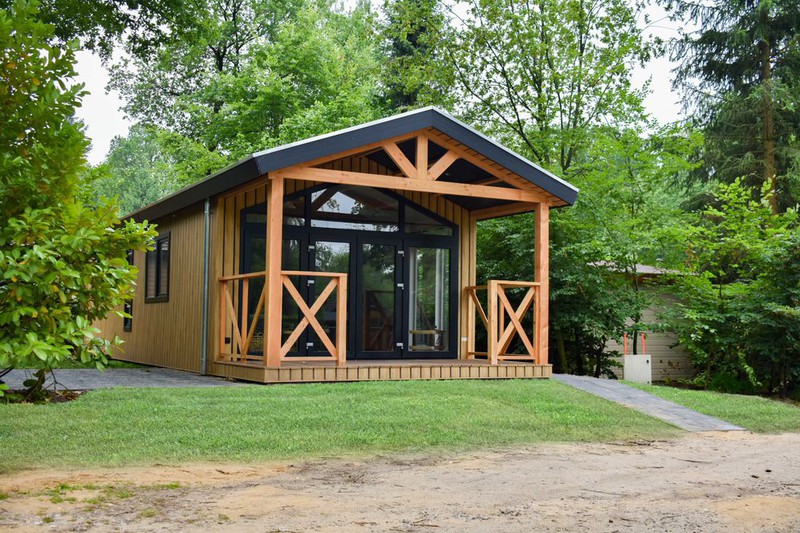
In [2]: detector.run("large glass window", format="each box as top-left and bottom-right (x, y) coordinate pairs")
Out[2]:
(310, 186), (399, 232)
(405, 205), (454, 236)
(145, 233), (170, 303)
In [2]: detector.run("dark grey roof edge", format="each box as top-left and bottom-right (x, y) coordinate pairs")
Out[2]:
(428, 109), (579, 204)
(125, 155), (261, 222)
(127, 107), (578, 222)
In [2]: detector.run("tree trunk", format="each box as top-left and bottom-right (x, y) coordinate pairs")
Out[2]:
(760, 38), (779, 214)
(557, 334), (568, 373)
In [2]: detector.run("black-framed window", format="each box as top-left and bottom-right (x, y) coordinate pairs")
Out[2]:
(123, 250), (134, 330)
(145, 232), (170, 303)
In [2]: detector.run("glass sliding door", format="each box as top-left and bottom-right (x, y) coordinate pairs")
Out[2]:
(309, 240), (351, 354)
(359, 242), (399, 356)
(408, 247), (450, 353)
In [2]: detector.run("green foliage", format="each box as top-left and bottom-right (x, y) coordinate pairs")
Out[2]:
(0, 0), (190, 59)
(664, 179), (799, 394)
(87, 124), (225, 214)
(663, 0), (800, 211)
(380, 0), (450, 109)
(445, 0), (651, 172)
(108, 0), (384, 161)
(0, 1), (87, 218)
(0, 1), (154, 384)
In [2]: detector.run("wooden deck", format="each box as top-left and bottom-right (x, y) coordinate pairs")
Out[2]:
(208, 359), (552, 384)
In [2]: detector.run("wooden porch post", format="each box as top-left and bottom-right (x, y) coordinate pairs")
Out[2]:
(534, 203), (550, 365)
(264, 174), (285, 367)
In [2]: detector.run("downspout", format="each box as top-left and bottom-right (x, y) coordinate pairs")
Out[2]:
(200, 198), (211, 375)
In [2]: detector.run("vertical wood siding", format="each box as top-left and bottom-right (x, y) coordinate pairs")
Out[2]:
(95, 204), (207, 372)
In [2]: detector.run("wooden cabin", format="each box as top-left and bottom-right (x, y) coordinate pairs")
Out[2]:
(96, 108), (578, 383)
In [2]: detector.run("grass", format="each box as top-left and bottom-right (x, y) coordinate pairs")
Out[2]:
(627, 382), (800, 433)
(0, 380), (680, 472)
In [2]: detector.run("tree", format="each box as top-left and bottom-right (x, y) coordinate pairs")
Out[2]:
(380, 0), (450, 110)
(449, 0), (676, 374)
(88, 124), (227, 214)
(108, 0), (384, 160)
(445, 0), (651, 172)
(663, 0), (800, 212)
(743, 230), (800, 397)
(0, 0), (190, 58)
(663, 179), (798, 392)
(0, 0), (154, 397)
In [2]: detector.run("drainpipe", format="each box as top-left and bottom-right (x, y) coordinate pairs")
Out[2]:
(200, 198), (211, 375)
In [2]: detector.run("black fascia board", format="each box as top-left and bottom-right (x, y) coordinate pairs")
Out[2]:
(126, 155), (261, 222)
(126, 107), (578, 222)
(428, 112), (578, 205)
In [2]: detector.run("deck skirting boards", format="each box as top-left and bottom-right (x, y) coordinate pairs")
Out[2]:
(208, 360), (552, 384)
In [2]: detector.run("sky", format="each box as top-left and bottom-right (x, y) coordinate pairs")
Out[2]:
(72, 4), (687, 166)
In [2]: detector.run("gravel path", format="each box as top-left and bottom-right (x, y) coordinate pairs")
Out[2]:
(1, 368), (247, 390)
(553, 374), (745, 432)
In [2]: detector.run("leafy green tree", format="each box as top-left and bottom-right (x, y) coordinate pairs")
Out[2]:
(743, 230), (800, 397)
(663, 0), (800, 212)
(109, 0), (383, 160)
(451, 0), (684, 374)
(664, 179), (798, 392)
(0, 0), (154, 396)
(0, 0), (191, 58)
(88, 124), (173, 215)
(445, 0), (650, 172)
(380, 0), (450, 110)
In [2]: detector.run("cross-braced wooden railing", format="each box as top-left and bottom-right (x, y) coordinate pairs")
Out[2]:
(280, 271), (347, 366)
(218, 270), (347, 366)
(219, 271), (268, 363)
(466, 280), (541, 365)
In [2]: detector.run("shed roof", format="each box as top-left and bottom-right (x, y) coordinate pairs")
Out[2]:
(127, 107), (578, 222)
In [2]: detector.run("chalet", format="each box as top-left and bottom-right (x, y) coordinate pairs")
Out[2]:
(96, 108), (579, 383)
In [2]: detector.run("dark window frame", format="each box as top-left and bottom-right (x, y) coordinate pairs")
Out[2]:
(145, 231), (170, 303)
(123, 250), (134, 330)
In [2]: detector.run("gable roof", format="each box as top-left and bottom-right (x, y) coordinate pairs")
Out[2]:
(127, 107), (579, 222)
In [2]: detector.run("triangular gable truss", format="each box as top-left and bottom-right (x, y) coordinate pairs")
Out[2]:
(271, 128), (554, 212)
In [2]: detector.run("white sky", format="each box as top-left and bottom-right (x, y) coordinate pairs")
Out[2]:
(73, 4), (687, 165)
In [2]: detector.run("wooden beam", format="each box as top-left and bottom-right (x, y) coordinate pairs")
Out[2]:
(534, 204), (550, 365)
(416, 134), (428, 180)
(426, 129), (559, 204)
(382, 141), (418, 180)
(287, 131), (422, 171)
(472, 202), (537, 220)
(427, 150), (459, 180)
(264, 174), (284, 368)
(273, 167), (550, 203)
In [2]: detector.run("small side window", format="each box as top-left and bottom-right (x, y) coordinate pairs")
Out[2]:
(123, 250), (134, 331)
(145, 232), (170, 303)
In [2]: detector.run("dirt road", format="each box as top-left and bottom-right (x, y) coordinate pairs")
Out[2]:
(2, 431), (799, 532)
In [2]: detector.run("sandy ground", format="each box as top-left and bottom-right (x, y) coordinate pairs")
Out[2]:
(2, 431), (799, 532)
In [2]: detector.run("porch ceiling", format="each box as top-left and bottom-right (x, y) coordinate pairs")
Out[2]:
(126, 107), (578, 223)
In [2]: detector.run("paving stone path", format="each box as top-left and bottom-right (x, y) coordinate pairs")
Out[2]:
(553, 374), (746, 432)
(1, 368), (247, 390)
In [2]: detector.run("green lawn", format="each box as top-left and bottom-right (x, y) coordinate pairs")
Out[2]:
(0, 380), (680, 473)
(627, 382), (800, 433)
